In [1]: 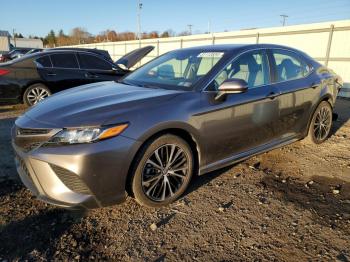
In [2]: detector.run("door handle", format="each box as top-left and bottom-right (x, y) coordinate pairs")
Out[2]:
(266, 92), (280, 99)
(47, 73), (56, 76)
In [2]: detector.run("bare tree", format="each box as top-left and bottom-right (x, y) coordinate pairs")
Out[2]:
(70, 27), (91, 44)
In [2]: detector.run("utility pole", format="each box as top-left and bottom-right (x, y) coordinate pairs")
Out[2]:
(280, 14), (288, 26)
(187, 24), (193, 35)
(12, 28), (16, 47)
(137, 0), (143, 41)
(207, 20), (211, 34)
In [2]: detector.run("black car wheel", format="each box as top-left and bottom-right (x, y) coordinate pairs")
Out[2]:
(131, 134), (193, 207)
(307, 101), (333, 144)
(23, 84), (51, 106)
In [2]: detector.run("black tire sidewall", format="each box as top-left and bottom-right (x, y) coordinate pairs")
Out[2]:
(131, 134), (194, 208)
(23, 84), (51, 106)
(308, 101), (332, 144)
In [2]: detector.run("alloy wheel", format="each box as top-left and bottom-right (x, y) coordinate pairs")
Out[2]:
(313, 105), (332, 141)
(141, 144), (189, 202)
(27, 87), (50, 105)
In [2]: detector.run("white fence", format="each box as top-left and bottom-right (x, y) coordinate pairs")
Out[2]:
(69, 20), (350, 97)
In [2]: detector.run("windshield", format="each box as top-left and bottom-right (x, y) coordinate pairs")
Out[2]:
(123, 49), (226, 90)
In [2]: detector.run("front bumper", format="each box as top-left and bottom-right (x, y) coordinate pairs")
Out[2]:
(12, 134), (142, 209)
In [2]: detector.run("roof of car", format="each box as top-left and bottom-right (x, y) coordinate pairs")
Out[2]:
(10, 47), (113, 63)
(180, 43), (297, 52)
(44, 48), (112, 60)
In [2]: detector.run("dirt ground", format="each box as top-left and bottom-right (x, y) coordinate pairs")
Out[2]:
(0, 99), (349, 261)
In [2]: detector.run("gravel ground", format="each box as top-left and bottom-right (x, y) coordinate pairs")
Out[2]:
(0, 99), (349, 261)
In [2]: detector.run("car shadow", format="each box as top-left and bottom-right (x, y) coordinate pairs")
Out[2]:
(330, 97), (350, 136)
(183, 165), (234, 198)
(261, 174), (350, 234)
(0, 179), (23, 198)
(0, 207), (86, 260)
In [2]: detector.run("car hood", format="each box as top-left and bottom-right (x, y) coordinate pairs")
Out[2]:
(24, 81), (183, 128)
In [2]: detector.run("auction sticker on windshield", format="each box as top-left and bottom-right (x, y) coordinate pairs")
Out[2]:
(197, 52), (224, 58)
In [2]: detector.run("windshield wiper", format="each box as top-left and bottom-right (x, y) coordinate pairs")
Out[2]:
(140, 83), (160, 89)
(118, 80), (160, 89)
(117, 80), (133, 86)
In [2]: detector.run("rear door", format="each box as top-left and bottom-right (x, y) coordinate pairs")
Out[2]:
(40, 52), (85, 92)
(77, 53), (124, 83)
(268, 49), (317, 139)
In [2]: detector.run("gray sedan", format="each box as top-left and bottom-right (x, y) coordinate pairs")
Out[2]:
(12, 44), (342, 209)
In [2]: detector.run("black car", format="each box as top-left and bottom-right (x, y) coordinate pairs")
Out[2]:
(0, 48), (32, 62)
(0, 46), (154, 106)
(25, 48), (44, 55)
(12, 44), (342, 209)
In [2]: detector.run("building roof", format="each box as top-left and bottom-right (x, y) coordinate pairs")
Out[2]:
(0, 30), (10, 37)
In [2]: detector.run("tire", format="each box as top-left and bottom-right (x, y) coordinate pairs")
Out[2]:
(131, 134), (194, 208)
(23, 84), (51, 106)
(306, 101), (333, 144)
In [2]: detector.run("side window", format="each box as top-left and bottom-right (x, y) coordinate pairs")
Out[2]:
(211, 50), (269, 90)
(35, 56), (52, 68)
(78, 54), (112, 70)
(301, 59), (311, 76)
(272, 50), (305, 82)
(50, 53), (79, 69)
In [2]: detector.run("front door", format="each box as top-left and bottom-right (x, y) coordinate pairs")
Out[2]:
(200, 49), (280, 165)
(77, 53), (123, 84)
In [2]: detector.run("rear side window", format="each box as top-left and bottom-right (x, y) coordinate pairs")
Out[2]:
(78, 54), (112, 70)
(272, 50), (310, 82)
(35, 56), (52, 68)
(50, 53), (79, 69)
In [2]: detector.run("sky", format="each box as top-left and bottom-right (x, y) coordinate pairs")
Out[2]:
(1, 0), (350, 37)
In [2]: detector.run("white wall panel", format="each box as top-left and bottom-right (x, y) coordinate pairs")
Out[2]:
(259, 32), (329, 58)
(67, 20), (350, 96)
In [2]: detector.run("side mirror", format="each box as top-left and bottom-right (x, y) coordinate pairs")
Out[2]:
(215, 78), (248, 100)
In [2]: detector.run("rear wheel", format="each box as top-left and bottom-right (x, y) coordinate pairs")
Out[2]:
(131, 135), (193, 207)
(307, 101), (333, 144)
(23, 84), (51, 106)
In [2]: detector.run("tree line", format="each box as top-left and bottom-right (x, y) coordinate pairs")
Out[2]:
(27, 28), (183, 47)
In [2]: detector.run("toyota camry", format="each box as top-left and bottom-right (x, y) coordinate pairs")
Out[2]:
(12, 44), (342, 209)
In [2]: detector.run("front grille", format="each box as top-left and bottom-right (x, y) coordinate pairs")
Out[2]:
(50, 164), (91, 195)
(21, 142), (42, 152)
(17, 127), (51, 136)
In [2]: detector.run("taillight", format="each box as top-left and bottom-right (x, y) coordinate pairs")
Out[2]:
(0, 69), (10, 76)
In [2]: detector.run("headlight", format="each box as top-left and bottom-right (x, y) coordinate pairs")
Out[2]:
(48, 124), (128, 145)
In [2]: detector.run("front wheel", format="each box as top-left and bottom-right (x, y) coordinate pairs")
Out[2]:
(23, 84), (51, 106)
(131, 135), (194, 207)
(306, 101), (333, 144)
